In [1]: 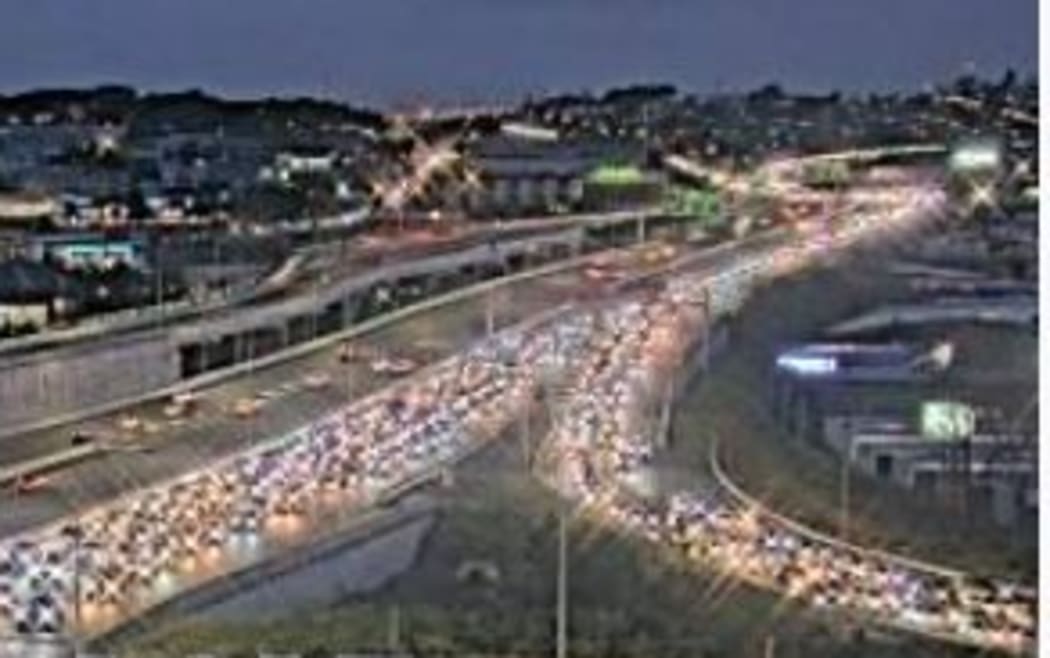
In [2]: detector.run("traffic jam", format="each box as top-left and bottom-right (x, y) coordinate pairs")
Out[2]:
(0, 179), (1035, 653)
(535, 255), (1036, 654)
(0, 315), (570, 638)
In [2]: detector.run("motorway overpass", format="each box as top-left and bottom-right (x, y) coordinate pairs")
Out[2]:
(0, 210), (687, 437)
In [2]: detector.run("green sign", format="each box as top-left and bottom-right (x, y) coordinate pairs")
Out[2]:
(920, 401), (976, 441)
(587, 164), (646, 185)
(665, 186), (724, 226)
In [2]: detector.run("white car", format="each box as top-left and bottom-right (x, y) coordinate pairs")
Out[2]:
(303, 373), (332, 390)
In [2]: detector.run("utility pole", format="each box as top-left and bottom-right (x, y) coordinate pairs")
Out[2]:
(657, 378), (674, 449)
(387, 603), (401, 652)
(840, 435), (862, 542)
(520, 401), (532, 472)
(485, 287), (495, 339)
(764, 635), (776, 658)
(556, 507), (569, 658)
(840, 440), (851, 541)
(70, 515), (82, 656)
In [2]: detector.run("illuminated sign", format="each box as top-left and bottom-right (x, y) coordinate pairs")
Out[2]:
(587, 164), (646, 185)
(920, 401), (976, 441)
(948, 142), (1002, 173)
(775, 353), (838, 376)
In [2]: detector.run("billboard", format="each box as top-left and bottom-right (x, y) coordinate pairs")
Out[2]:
(920, 401), (976, 441)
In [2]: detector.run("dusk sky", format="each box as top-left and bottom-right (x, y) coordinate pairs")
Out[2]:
(1, 0), (1037, 107)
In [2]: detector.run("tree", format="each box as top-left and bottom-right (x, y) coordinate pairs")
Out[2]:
(126, 188), (151, 221)
(998, 68), (1018, 93)
(749, 83), (785, 103)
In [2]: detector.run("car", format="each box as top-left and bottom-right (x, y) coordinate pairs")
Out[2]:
(303, 373), (331, 390)
(13, 474), (49, 496)
(117, 414), (142, 432)
(162, 402), (186, 419)
(70, 431), (96, 447)
(163, 392), (200, 418)
(232, 398), (261, 418)
(230, 507), (261, 534)
(371, 356), (417, 376)
(584, 266), (610, 281)
(338, 342), (362, 363)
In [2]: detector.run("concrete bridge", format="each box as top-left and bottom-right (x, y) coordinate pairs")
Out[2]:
(0, 211), (689, 437)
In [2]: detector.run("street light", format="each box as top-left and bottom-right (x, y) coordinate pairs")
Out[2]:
(556, 500), (568, 658)
(839, 435), (860, 542)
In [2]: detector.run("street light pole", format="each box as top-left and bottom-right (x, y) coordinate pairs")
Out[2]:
(520, 400), (532, 472)
(556, 506), (568, 658)
(840, 436), (857, 541)
(485, 288), (495, 339)
(71, 516), (82, 655)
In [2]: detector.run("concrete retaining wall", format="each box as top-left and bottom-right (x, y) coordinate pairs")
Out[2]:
(0, 334), (178, 430)
(93, 496), (437, 650)
(0, 228), (587, 438)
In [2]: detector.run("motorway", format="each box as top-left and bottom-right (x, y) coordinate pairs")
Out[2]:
(0, 236), (727, 641)
(529, 182), (1035, 655)
(0, 150), (1035, 654)
(0, 251), (601, 533)
(0, 225), (794, 643)
(0, 235), (743, 537)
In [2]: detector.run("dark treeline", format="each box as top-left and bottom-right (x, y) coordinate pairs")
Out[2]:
(0, 85), (389, 132)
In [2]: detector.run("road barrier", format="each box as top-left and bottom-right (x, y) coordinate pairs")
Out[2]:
(707, 439), (964, 579)
(91, 495), (437, 649)
(0, 444), (105, 489)
(0, 250), (591, 442)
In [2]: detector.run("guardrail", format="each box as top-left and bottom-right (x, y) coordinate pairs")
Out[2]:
(706, 439), (1034, 655)
(91, 495), (437, 649)
(707, 438), (964, 579)
(27, 231), (753, 643)
(78, 299), (577, 644)
(0, 210), (656, 362)
(0, 247), (593, 442)
(0, 444), (105, 489)
(2, 216), (792, 448)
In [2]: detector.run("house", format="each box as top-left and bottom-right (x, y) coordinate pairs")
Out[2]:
(0, 257), (82, 329)
(0, 191), (60, 227)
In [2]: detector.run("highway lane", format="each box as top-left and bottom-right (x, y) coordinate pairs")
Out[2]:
(0, 209), (668, 439)
(0, 311), (559, 640)
(0, 267), (584, 536)
(0, 238), (725, 537)
(0, 220), (767, 476)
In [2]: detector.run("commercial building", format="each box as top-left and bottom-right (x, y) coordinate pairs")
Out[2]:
(771, 341), (1035, 528)
(27, 233), (147, 270)
(464, 135), (657, 216)
(824, 415), (1036, 528)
